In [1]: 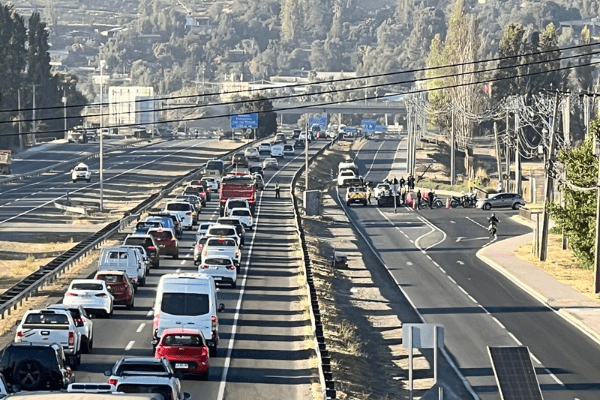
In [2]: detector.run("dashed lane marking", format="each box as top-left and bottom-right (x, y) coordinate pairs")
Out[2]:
(136, 323), (146, 333)
(125, 341), (135, 351)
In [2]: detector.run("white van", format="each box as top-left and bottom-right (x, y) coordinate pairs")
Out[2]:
(338, 161), (358, 174)
(152, 273), (224, 356)
(97, 246), (147, 288)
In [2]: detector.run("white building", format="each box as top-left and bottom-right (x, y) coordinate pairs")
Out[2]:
(108, 86), (157, 128)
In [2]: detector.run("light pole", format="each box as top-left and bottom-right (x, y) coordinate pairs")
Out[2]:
(62, 90), (67, 140)
(98, 59), (106, 212)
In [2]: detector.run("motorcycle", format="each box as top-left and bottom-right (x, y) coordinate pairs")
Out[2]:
(421, 194), (445, 208)
(450, 193), (477, 208)
(488, 221), (497, 236)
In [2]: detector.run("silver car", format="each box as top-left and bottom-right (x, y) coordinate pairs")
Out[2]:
(476, 192), (525, 210)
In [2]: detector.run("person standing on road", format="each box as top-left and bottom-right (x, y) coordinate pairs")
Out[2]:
(399, 176), (405, 190)
(428, 190), (434, 209)
(416, 189), (422, 209)
(275, 182), (281, 198)
(366, 185), (372, 204)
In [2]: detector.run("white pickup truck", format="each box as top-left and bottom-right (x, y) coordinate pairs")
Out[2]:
(15, 309), (82, 369)
(201, 237), (241, 269)
(71, 162), (91, 183)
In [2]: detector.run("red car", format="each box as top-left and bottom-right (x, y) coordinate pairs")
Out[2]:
(147, 227), (179, 259)
(94, 271), (135, 309)
(154, 328), (210, 379)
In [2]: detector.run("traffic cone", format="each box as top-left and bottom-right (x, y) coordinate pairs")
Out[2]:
(413, 198), (417, 210)
(445, 197), (450, 209)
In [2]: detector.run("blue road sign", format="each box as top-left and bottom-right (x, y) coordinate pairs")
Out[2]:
(361, 120), (377, 132)
(375, 125), (388, 132)
(309, 117), (327, 127)
(230, 114), (258, 129)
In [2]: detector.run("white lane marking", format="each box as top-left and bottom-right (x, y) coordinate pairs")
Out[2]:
(458, 286), (469, 295)
(146, 309), (153, 317)
(530, 354), (541, 364)
(447, 276), (456, 284)
(364, 140), (387, 179)
(457, 261), (464, 265)
(176, 268), (181, 273)
(466, 216), (486, 229)
(466, 294), (478, 303)
(450, 220), (455, 224)
(136, 323), (146, 333)
(492, 317), (505, 329)
(406, 261), (413, 266)
(546, 369), (565, 386)
(217, 142), (320, 400)
(125, 341), (135, 351)
(507, 332), (523, 345)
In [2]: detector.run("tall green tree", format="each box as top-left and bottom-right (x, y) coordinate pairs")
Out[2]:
(549, 119), (600, 270)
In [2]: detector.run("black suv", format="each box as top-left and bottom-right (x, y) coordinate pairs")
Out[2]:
(0, 343), (73, 391)
(123, 234), (160, 268)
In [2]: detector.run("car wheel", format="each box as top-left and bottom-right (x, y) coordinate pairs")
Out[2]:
(88, 336), (94, 351)
(126, 296), (134, 310)
(173, 253), (179, 260)
(346, 201), (350, 206)
(512, 203), (522, 210)
(72, 180), (76, 183)
(198, 372), (209, 381)
(82, 338), (91, 354)
(483, 203), (492, 211)
(209, 345), (217, 357)
(140, 277), (146, 286)
(14, 360), (45, 390)
(231, 281), (237, 289)
(363, 200), (368, 206)
(86, 179), (90, 183)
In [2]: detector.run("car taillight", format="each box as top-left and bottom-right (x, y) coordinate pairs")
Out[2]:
(200, 265), (209, 269)
(68, 332), (75, 346)
(153, 314), (160, 330)
(16, 331), (23, 338)
(108, 378), (118, 386)
(186, 212), (192, 216)
(227, 265), (235, 270)
(171, 238), (177, 242)
(132, 277), (137, 283)
(147, 246), (156, 251)
(211, 315), (217, 331)
(74, 318), (84, 324)
(96, 293), (107, 297)
(66, 292), (78, 297)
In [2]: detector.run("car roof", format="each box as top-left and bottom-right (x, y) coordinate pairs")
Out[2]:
(96, 270), (127, 276)
(71, 279), (105, 285)
(161, 328), (203, 336)
(118, 357), (165, 364)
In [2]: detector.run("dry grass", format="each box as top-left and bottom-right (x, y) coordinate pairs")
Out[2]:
(0, 240), (74, 253)
(514, 235), (599, 300)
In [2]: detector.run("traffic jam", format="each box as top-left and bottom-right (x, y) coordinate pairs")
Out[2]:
(0, 137), (301, 399)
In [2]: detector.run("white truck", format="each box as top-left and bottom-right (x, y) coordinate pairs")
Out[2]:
(15, 309), (82, 368)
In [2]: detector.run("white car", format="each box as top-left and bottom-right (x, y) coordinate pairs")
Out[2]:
(263, 157), (279, 170)
(164, 201), (194, 230)
(47, 304), (94, 354)
(229, 207), (253, 230)
(64, 279), (114, 318)
(373, 183), (392, 198)
(71, 163), (91, 183)
(199, 255), (237, 288)
(196, 222), (214, 240)
(337, 169), (358, 187)
(201, 177), (219, 191)
(258, 142), (271, 155)
(270, 144), (284, 158)
(245, 147), (260, 160)
(283, 144), (295, 156)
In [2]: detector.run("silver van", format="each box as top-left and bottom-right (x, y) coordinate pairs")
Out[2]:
(152, 273), (224, 356)
(97, 246), (147, 288)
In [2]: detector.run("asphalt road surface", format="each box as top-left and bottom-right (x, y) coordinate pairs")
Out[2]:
(68, 140), (328, 399)
(336, 136), (600, 400)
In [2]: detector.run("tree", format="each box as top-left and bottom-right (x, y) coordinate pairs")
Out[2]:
(549, 119), (600, 270)
(280, 0), (300, 43)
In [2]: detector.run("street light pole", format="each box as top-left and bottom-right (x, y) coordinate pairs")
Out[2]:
(62, 89), (67, 140)
(98, 59), (105, 212)
(305, 120), (309, 191)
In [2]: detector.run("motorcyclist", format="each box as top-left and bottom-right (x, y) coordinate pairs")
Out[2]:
(488, 213), (499, 234)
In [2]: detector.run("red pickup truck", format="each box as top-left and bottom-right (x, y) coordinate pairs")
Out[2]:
(219, 174), (257, 216)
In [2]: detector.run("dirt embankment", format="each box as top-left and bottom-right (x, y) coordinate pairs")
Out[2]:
(297, 140), (434, 399)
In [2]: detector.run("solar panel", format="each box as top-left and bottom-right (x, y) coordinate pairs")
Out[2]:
(488, 346), (543, 400)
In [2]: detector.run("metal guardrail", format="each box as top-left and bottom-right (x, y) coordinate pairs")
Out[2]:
(0, 137), (262, 320)
(0, 137), (161, 186)
(290, 140), (336, 399)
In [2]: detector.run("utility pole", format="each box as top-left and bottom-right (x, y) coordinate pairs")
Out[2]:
(62, 89), (68, 140)
(515, 112), (521, 196)
(17, 89), (23, 151)
(406, 108), (412, 176)
(305, 119), (309, 191)
(540, 92), (560, 262)
(31, 84), (39, 145)
(494, 121), (502, 188)
(451, 109), (456, 186)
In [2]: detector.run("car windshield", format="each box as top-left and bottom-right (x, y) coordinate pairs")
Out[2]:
(209, 228), (236, 236)
(341, 171), (354, 176)
(97, 274), (123, 283)
(72, 282), (103, 291)
(74, 167), (87, 171)
(150, 231), (173, 240)
(136, 222), (160, 230)
(166, 203), (190, 211)
(219, 219), (240, 226)
(162, 334), (203, 346)
(108, 251), (128, 260)
(25, 313), (69, 324)
(205, 258), (232, 266)
(231, 210), (250, 216)
(117, 384), (172, 399)
(116, 363), (168, 374)
(125, 238), (152, 247)
(161, 293), (209, 316)
(207, 238), (236, 246)
(228, 201), (247, 209)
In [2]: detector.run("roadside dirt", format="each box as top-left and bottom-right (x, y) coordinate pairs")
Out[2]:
(298, 140), (435, 400)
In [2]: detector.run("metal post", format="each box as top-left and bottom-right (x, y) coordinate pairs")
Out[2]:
(99, 59), (104, 128)
(408, 325), (413, 400)
(515, 113), (521, 196)
(451, 109), (455, 186)
(17, 89), (23, 151)
(100, 126), (104, 212)
(433, 325), (438, 385)
(62, 90), (68, 140)
(32, 84), (37, 145)
(494, 121), (501, 190)
(305, 120), (309, 191)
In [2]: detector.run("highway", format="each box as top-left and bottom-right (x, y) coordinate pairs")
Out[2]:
(339, 136), (600, 400)
(67, 140), (328, 399)
(0, 137), (241, 241)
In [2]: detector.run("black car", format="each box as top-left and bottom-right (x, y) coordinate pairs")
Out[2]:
(0, 343), (73, 391)
(294, 139), (306, 148)
(123, 234), (160, 268)
(133, 221), (162, 235)
(248, 165), (264, 178)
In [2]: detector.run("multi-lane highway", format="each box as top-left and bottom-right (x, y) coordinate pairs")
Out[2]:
(339, 135), (600, 400)
(1, 137), (328, 399)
